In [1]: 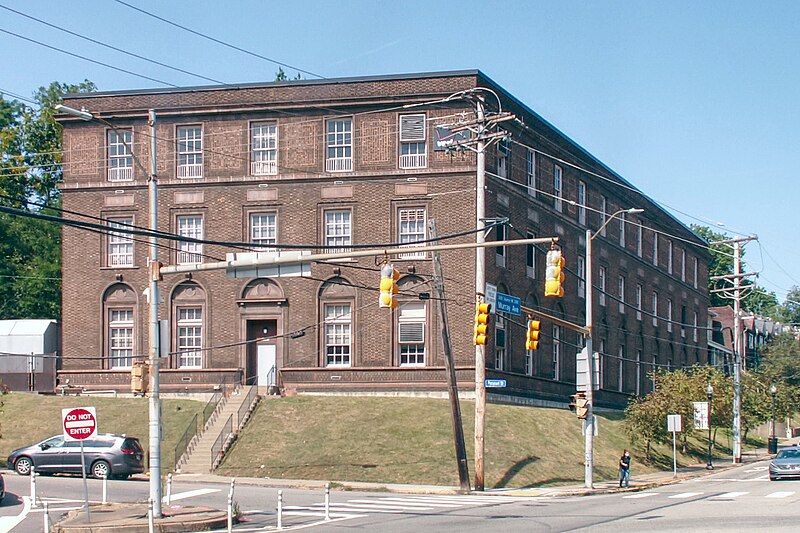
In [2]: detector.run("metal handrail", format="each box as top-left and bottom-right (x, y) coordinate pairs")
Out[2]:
(174, 413), (199, 469)
(237, 384), (258, 427)
(202, 375), (234, 429)
(210, 414), (234, 469)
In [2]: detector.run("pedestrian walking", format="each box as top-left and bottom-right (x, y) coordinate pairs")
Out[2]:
(619, 449), (631, 488)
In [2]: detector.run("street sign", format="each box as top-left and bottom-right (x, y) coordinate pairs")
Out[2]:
(495, 292), (521, 315)
(485, 379), (507, 388)
(667, 414), (682, 433)
(484, 283), (497, 312)
(226, 251), (311, 279)
(693, 402), (709, 430)
(62, 407), (97, 441)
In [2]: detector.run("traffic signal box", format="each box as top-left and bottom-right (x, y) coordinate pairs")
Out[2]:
(569, 392), (589, 419)
(379, 263), (400, 309)
(544, 249), (565, 297)
(474, 302), (492, 345)
(526, 318), (540, 350)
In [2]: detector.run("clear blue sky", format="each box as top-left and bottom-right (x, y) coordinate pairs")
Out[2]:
(2, 0), (798, 303)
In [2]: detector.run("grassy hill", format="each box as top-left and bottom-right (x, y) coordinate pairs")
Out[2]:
(215, 396), (751, 488)
(0, 392), (204, 474)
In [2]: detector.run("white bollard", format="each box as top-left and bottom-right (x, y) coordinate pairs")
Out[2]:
(30, 466), (37, 508)
(102, 473), (108, 504)
(166, 473), (172, 506)
(229, 477), (236, 499)
(147, 498), (155, 533)
(277, 490), (283, 530)
(43, 501), (50, 532)
(227, 494), (233, 533)
(324, 482), (331, 521)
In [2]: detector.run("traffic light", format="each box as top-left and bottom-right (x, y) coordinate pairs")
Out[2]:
(379, 263), (400, 309)
(544, 249), (565, 297)
(131, 361), (149, 396)
(569, 392), (589, 419)
(526, 318), (540, 350)
(474, 301), (492, 345)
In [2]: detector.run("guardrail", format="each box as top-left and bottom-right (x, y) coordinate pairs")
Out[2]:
(211, 414), (234, 469)
(174, 413), (199, 469)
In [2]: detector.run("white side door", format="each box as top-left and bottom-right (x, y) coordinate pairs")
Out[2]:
(257, 344), (276, 387)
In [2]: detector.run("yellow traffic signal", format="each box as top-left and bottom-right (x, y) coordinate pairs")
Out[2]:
(569, 392), (589, 419)
(379, 263), (400, 309)
(526, 318), (540, 350)
(474, 301), (492, 345)
(131, 361), (149, 396)
(545, 249), (565, 297)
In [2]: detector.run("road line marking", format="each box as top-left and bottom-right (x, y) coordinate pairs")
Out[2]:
(165, 488), (221, 502)
(668, 492), (703, 499)
(332, 502), (436, 511)
(623, 493), (659, 499)
(0, 495), (31, 532)
(766, 491), (794, 498)
(283, 505), (405, 514)
(711, 491), (748, 499)
(368, 498), (461, 507)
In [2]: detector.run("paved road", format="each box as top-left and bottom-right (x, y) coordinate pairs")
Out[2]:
(2, 461), (798, 532)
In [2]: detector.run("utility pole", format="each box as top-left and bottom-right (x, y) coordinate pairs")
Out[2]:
(710, 235), (757, 464)
(429, 220), (470, 492)
(147, 109), (163, 517)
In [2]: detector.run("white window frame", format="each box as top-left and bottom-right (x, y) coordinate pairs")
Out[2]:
(637, 224), (643, 257)
(495, 224), (507, 268)
(619, 213), (626, 247)
(525, 339), (533, 376)
(552, 325), (561, 380)
(636, 349), (642, 396)
(250, 121), (278, 176)
(177, 214), (203, 264)
(177, 306), (203, 368)
(693, 257), (698, 289)
(526, 149), (536, 197)
(578, 180), (586, 225)
(636, 284), (643, 321)
(667, 299), (673, 333)
(398, 302), (426, 366)
(397, 207), (427, 259)
(496, 137), (509, 178)
(600, 195), (607, 236)
(495, 315), (506, 370)
(653, 232), (659, 266)
(399, 114), (427, 169)
(668, 240), (674, 275)
(108, 308), (134, 369)
(324, 209), (352, 253)
(693, 311), (698, 343)
(599, 266), (606, 306)
(324, 303), (352, 366)
(618, 275), (626, 313)
(681, 249), (686, 282)
(617, 345), (624, 392)
(177, 125), (203, 178)
(652, 291), (659, 327)
(526, 231), (536, 279)
(249, 212), (277, 251)
(108, 217), (134, 267)
(553, 165), (563, 212)
(325, 117), (353, 172)
(599, 339), (606, 389)
(577, 255), (586, 298)
(107, 129), (133, 182)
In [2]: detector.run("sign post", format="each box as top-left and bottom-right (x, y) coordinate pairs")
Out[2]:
(63, 407), (97, 523)
(667, 414), (682, 477)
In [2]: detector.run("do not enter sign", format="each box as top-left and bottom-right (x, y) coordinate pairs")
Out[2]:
(62, 407), (98, 441)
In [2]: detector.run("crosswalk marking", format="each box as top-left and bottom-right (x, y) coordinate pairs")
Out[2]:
(711, 491), (748, 499)
(668, 492), (703, 499)
(364, 498), (460, 508)
(766, 491), (794, 498)
(165, 488), (221, 502)
(623, 493), (658, 499)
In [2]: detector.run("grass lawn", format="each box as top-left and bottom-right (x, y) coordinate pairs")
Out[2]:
(215, 396), (760, 488)
(0, 392), (204, 474)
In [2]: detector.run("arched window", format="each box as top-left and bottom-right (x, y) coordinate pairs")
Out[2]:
(171, 281), (206, 369)
(102, 283), (137, 369)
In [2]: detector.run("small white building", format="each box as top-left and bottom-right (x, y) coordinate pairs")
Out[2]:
(0, 319), (59, 392)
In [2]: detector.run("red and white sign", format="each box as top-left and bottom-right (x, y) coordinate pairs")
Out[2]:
(62, 407), (98, 441)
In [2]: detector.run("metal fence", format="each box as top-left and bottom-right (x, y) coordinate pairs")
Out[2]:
(211, 414), (234, 469)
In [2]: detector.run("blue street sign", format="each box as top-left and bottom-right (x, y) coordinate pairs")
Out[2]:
(485, 379), (507, 388)
(495, 292), (521, 316)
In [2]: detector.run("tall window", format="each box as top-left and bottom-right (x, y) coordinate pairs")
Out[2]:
(495, 315), (506, 370)
(177, 126), (203, 178)
(108, 308), (134, 368)
(249, 213), (277, 251)
(324, 303), (351, 366)
(636, 349), (642, 396)
(636, 284), (643, 321)
(577, 256), (586, 298)
(177, 215), (203, 264)
(526, 149), (536, 197)
(324, 209), (352, 253)
(177, 307), (202, 368)
(250, 122), (278, 175)
(618, 275), (626, 313)
(652, 232), (659, 266)
(619, 213), (626, 247)
(637, 224), (643, 257)
(525, 331), (534, 376)
(617, 346), (625, 392)
(398, 302), (426, 366)
(667, 299), (673, 333)
(398, 207), (426, 259)
(600, 195), (608, 236)
(553, 165), (563, 212)
(496, 138), (509, 178)
(495, 224), (507, 268)
(108, 129), (133, 181)
(399, 114), (427, 169)
(526, 231), (536, 279)
(681, 249), (686, 282)
(578, 181), (586, 225)
(599, 339), (606, 389)
(667, 240), (674, 275)
(652, 291), (659, 327)
(693, 257), (699, 289)
(693, 312), (698, 343)
(599, 267), (606, 306)
(325, 118), (352, 172)
(552, 325), (561, 380)
(108, 217), (134, 267)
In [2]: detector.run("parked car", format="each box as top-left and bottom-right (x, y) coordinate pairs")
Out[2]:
(0, 472), (4, 503)
(7, 434), (144, 479)
(769, 446), (800, 481)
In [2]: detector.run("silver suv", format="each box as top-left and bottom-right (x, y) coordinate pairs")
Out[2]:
(7, 434), (145, 479)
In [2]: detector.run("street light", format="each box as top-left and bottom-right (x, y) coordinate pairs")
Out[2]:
(770, 383), (778, 454)
(584, 207), (643, 489)
(706, 382), (714, 470)
(56, 103), (163, 517)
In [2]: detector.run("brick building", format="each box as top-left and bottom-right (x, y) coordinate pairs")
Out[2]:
(57, 70), (710, 408)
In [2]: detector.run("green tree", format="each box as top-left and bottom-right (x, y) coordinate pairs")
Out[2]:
(274, 67), (302, 81)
